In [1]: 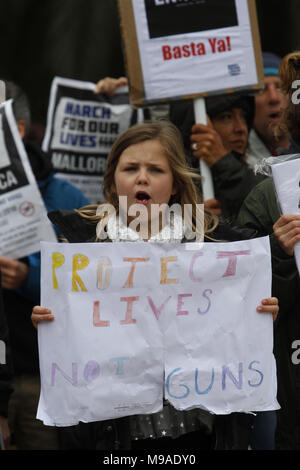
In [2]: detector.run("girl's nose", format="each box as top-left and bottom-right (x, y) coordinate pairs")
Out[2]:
(136, 168), (149, 184)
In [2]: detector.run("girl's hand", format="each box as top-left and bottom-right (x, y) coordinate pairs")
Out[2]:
(273, 214), (300, 256)
(257, 297), (279, 322)
(31, 306), (54, 329)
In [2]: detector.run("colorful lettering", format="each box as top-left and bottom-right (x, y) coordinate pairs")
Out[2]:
(177, 293), (192, 316)
(160, 256), (178, 285)
(72, 254), (89, 291)
(123, 257), (150, 288)
(51, 362), (78, 386)
(195, 368), (215, 394)
(93, 300), (110, 327)
(147, 295), (172, 320)
(111, 357), (129, 375)
(97, 257), (112, 289)
(166, 368), (190, 399)
(197, 289), (212, 315)
(217, 251), (251, 277)
(248, 361), (264, 387)
(83, 361), (100, 383)
(222, 363), (243, 390)
(120, 297), (139, 324)
(52, 252), (65, 290)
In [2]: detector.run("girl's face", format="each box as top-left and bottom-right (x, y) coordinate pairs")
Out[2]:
(212, 107), (248, 154)
(113, 139), (176, 224)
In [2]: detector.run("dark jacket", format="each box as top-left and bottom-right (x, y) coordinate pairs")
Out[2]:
(169, 97), (265, 222)
(236, 140), (300, 449)
(0, 274), (13, 418)
(3, 140), (89, 375)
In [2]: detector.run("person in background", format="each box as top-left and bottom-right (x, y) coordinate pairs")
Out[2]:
(236, 50), (300, 450)
(169, 93), (265, 223)
(246, 52), (290, 167)
(0, 80), (90, 450)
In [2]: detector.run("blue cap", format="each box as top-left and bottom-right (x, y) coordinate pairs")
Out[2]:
(263, 52), (282, 76)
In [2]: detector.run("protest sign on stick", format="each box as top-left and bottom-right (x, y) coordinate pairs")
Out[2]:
(42, 77), (136, 203)
(0, 100), (56, 259)
(37, 238), (278, 426)
(118, 0), (263, 199)
(118, 0), (263, 106)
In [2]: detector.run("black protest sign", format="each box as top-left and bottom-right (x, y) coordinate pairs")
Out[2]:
(43, 78), (135, 202)
(0, 106), (29, 196)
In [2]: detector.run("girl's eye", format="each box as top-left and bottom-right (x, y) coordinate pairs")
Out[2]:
(124, 167), (137, 171)
(151, 167), (163, 173)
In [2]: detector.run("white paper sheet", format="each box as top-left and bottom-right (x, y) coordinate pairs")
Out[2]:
(37, 237), (278, 426)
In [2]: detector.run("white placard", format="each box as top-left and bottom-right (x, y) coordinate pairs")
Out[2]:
(130, 0), (260, 103)
(37, 238), (278, 426)
(0, 100), (56, 259)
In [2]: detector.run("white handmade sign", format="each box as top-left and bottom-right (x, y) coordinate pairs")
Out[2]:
(271, 155), (300, 275)
(0, 100), (56, 259)
(37, 238), (278, 426)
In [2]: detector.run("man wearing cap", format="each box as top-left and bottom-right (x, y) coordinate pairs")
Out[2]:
(246, 52), (290, 167)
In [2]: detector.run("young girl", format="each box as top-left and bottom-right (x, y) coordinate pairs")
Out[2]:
(32, 120), (278, 450)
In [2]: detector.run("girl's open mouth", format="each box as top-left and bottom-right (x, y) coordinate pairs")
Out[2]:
(269, 112), (281, 121)
(135, 191), (151, 205)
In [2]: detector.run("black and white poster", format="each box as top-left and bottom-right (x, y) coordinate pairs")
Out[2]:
(0, 100), (56, 259)
(42, 77), (135, 203)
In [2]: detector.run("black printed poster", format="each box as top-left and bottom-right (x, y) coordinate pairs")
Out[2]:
(0, 106), (29, 195)
(42, 77), (135, 203)
(0, 100), (56, 259)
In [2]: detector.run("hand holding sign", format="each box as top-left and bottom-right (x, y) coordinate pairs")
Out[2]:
(31, 305), (54, 329)
(94, 77), (128, 96)
(273, 214), (300, 256)
(190, 118), (228, 167)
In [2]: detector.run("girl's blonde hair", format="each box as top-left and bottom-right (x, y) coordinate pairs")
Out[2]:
(275, 51), (300, 142)
(78, 120), (218, 240)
